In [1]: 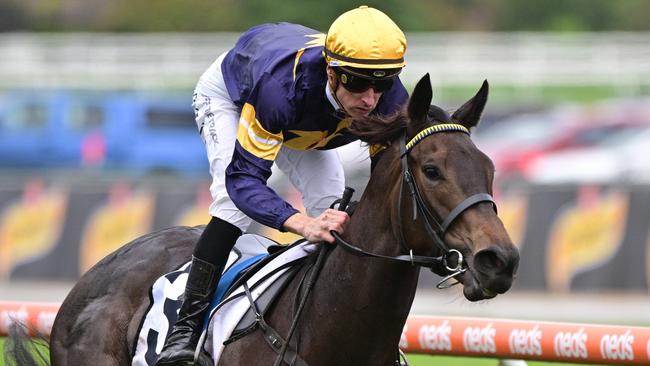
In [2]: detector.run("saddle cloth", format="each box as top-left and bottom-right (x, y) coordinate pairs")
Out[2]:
(131, 234), (317, 366)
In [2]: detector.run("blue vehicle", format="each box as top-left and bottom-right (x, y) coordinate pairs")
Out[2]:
(104, 93), (208, 174)
(0, 90), (208, 175)
(0, 91), (74, 167)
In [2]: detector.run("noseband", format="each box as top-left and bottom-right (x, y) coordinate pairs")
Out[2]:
(333, 123), (497, 289)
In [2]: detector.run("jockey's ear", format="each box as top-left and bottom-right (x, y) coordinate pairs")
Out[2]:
(407, 73), (433, 132)
(452, 80), (489, 129)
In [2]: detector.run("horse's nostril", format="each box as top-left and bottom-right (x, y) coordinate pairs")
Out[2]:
(473, 247), (518, 277)
(471, 247), (519, 295)
(474, 249), (503, 273)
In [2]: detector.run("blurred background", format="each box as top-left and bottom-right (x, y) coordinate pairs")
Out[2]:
(1, 0), (650, 328)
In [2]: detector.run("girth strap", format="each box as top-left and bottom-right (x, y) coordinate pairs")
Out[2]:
(242, 281), (309, 366)
(261, 325), (307, 366)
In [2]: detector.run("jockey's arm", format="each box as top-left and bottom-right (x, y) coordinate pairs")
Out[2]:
(228, 72), (354, 244)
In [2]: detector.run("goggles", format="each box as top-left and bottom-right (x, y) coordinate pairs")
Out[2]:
(335, 68), (397, 93)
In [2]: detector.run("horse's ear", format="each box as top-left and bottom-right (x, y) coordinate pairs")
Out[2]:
(451, 80), (489, 129)
(407, 74), (433, 127)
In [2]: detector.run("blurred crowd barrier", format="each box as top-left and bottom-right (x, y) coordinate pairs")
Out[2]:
(0, 174), (648, 293)
(1, 32), (649, 92)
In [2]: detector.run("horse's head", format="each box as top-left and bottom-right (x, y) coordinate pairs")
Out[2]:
(403, 75), (519, 301)
(350, 74), (519, 302)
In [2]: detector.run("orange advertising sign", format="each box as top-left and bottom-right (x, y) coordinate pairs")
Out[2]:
(546, 187), (627, 292)
(495, 190), (528, 248)
(0, 179), (67, 279)
(79, 183), (153, 273)
(403, 315), (650, 364)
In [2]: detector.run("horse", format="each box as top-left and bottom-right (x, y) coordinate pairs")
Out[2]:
(6, 74), (519, 366)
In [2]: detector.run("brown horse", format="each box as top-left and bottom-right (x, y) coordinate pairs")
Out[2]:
(217, 75), (518, 365)
(7, 74), (519, 366)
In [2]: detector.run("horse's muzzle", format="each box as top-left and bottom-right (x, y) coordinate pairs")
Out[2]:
(462, 246), (520, 301)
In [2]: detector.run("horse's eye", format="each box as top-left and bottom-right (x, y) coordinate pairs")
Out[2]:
(423, 165), (442, 180)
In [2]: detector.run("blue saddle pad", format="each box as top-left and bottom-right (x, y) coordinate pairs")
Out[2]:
(209, 254), (266, 312)
(199, 233), (283, 329)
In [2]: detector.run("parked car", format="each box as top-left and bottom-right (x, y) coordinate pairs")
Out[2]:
(524, 126), (650, 184)
(0, 90), (207, 175)
(474, 101), (650, 183)
(473, 107), (584, 181)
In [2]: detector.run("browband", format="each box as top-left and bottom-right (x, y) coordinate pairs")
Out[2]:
(403, 123), (469, 154)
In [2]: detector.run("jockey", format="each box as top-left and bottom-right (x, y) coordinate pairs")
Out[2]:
(155, 6), (409, 364)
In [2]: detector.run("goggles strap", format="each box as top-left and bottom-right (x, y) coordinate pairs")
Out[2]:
(328, 73), (350, 117)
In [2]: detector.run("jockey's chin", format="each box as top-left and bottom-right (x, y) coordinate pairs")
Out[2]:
(348, 106), (374, 118)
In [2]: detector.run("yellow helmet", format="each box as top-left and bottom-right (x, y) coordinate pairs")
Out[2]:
(324, 6), (407, 70)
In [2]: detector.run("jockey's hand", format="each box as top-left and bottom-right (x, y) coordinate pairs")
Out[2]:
(282, 209), (350, 243)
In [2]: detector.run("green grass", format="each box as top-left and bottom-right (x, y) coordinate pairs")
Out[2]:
(1, 336), (50, 365)
(0, 337), (601, 366)
(408, 354), (599, 365)
(433, 83), (650, 107)
(410, 354), (511, 365)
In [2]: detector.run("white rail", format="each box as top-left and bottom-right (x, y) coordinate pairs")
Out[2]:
(1, 32), (649, 90)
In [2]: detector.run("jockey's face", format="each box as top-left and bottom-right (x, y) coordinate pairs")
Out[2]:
(327, 66), (382, 119)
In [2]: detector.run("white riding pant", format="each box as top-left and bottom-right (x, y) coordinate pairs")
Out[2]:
(193, 53), (345, 232)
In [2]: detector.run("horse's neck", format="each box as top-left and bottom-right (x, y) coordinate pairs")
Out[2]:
(311, 167), (419, 357)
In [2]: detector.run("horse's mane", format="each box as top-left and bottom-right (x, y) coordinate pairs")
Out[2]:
(348, 111), (407, 145)
(348, 105), (451, 145)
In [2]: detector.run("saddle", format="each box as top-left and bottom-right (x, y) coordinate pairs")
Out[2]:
(133, 198), (359, 366)
(131, 234), (317, 366)
(205, 235), (316, 341)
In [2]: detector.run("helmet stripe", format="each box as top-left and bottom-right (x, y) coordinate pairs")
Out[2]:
(324, 48), (404, 66)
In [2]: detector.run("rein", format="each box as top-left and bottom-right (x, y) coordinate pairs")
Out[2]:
(333, 123), (497, 288)
(270, 124), (496, 366)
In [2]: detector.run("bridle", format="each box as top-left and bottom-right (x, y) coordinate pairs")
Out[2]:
(271, 123), (496, 366)
(333, 123), (497, 288)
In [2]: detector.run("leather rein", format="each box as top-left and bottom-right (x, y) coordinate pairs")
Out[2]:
(333, 123), (497, 289)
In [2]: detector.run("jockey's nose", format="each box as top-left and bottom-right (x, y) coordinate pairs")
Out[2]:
(359, 88), (380, 106)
